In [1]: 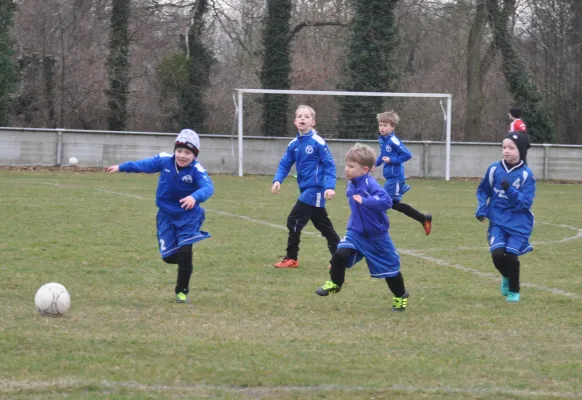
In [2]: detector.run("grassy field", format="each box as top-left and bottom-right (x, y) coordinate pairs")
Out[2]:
(0, 170), (581, 400)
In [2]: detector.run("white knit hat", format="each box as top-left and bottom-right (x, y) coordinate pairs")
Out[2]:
(175, 129), (200, 156)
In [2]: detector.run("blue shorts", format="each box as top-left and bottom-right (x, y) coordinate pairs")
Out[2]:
(156, 209), (210, 258)
(488, 225), (533, 256)
(384, 179), (410, 201)
(337, 231), (401, 278)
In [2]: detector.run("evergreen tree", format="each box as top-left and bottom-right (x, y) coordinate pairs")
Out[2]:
(260, 0), (292, 136)
(0, 0), (16, 126)
(106, 0), (131, 131)
(179, 0), (213, 132)
(338, 0), (400, 139)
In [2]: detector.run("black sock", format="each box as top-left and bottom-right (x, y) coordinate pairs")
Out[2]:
(175, 245), (193, 294)
(491, 248), (508, 277)
(392, 201), (426, 224)
(505, 253), (520, 293)
(385, 273), (406, 297)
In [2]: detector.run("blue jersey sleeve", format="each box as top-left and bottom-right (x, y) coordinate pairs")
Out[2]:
(318, 142), (337, 190)
(504, 171), (536, 211)
(375, 140), (384, 167)
(273, 142), (296, 184)
(361, 178), (393, 211)
(389, 135), (412, 165)
(118, 154), (165, 174)
(191, 163), (214, 203)
(476, 165), (494, 218)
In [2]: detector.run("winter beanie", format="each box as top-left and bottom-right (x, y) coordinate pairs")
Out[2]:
(175, 129), (200, 157)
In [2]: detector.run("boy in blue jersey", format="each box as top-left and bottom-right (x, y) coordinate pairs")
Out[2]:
(271, 105), (340, 268)
(376, 111), (432, 235)
(106, 129), (214, 304)
(316, 143), (410, 312)
(476, 131), (535, 302)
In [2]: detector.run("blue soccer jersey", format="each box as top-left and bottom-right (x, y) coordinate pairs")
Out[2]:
(273, 130), (336, 207)
(476, 160), (536, 254)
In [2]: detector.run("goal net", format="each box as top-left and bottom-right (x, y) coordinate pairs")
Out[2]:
(233, 89), (452, 180)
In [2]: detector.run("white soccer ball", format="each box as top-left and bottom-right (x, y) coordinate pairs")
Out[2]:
(34, 282), (71, 316)
(68, 157), (78, 166)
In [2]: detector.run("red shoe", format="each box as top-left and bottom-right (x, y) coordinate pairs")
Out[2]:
(423, 214), (432, 236)
(274, 258), (299, 268)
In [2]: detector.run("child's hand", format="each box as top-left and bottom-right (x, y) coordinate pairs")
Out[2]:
(271, 182), (281, 194)
(477, 215), (486, 222)
(353, 194), (363, 204)
(106, 165), (119, 174)
(382, 156), (390, 164)
(179, 196), (196, 210)
(324, 189), (335, 200)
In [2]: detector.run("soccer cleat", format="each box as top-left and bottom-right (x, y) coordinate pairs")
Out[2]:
(274, 257), (299, 269)
(422, 214), (432, 236)
(506, 292), (520, 302)
(176, 292), (188, 303)
(392, 291), (410, 312)
(500, 277), (510, 296)
(316, 281), (341, 296)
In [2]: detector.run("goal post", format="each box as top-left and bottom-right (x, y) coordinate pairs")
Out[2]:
(234, 88), (452, 180)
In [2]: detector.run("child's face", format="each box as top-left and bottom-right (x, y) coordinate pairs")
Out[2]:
(175, 147), (196, 167)
(502, 139), (520, 164)
(344, 160), (369, 180)
(378, 121), (394, 136)
(294, 108), (315, 134)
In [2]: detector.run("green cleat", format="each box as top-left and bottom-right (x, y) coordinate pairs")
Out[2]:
(500, 277), (510, 296)
(392, 292), (409, 312)
(176, 292), (188, 303)
(506, 292), (520, 302)
(316, 281), (341, 296)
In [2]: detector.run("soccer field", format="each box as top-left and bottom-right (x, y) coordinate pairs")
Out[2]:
(0, 171), (581, 400)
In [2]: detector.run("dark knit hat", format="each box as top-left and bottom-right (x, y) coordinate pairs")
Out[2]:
(174, 129), (200, 157)
(505, 131), (530, 163)
(509, 107), (521, 119)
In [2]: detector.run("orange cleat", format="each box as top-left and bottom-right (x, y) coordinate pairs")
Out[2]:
(274, 258), (299, 268)
(423, 214), (432, 236)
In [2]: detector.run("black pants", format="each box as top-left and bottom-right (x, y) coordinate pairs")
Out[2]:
(286, 200), (340, 260)
(329, 247), (406, 297)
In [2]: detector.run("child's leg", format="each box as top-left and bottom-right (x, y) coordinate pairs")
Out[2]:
(505, 253), (520, 293)
(285, 201), (314, 260)
(491, 248), (508, 277)
(392, 200), (427, 224)
(329, 247), (357, 286)
(310, 208), (340, 256)
(175, 244), (193, 295)
(385, 272), (406, 298)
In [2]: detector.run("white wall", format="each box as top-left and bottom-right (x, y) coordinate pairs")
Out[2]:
(1, 127), (581, 181)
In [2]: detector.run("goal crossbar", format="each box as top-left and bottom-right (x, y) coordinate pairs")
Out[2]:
(234, 89), (453, 180)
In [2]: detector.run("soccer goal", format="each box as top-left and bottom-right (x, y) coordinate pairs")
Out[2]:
(233, 88), (452, 180)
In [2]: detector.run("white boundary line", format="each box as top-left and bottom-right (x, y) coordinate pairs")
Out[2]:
(5, 180), (582, 299)
(1, 378), (581, 399)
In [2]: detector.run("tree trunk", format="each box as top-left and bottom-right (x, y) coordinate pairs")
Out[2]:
(106, 0), (131, 131)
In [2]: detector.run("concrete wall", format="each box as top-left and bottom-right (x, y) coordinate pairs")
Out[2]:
(1, 127), (581, 181)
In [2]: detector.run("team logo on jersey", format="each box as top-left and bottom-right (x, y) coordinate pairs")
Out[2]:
(305, 145), (314, 154)
(385, 145), (392, 153)
(182, 175), (193, 183)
